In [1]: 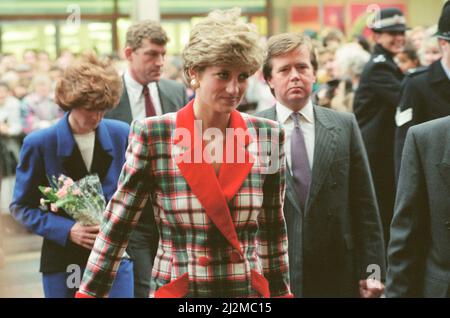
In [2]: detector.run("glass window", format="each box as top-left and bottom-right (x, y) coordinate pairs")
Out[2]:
(1, 22), (56, 58)
(59, 22), (112, 55)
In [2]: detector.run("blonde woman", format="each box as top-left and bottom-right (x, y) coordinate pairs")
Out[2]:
(76, 9), (291, 298)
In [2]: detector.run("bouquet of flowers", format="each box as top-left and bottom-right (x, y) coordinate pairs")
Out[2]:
(39, 174), (106, 226)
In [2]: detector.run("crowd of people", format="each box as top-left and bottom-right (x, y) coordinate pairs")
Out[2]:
(0, 3), (449, 298)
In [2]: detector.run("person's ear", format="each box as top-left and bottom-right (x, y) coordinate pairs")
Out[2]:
(188, 68), (197, 79)
(124, 47), (133, 61)
(266, 76), (275, 89)
(373, 32), (381, 43)
(188, 68), (200, 89)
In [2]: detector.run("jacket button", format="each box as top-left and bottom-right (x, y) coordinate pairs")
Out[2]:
(229, 250), (243, 263)
(446, 221), (450, 230)
(198, 256), (210, 266)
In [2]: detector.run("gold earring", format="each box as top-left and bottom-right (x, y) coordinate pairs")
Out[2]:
(190, 78), (199, 89)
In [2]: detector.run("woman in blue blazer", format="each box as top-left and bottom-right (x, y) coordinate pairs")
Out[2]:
(10, 54), (134, 298)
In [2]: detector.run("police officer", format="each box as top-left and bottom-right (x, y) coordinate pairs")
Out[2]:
(353, 8), (407, 246)
(394, 1), (450, 178)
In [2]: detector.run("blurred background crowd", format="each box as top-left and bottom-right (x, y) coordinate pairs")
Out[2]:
(0, 3), (443, 216)
(0, 0), (447, 296)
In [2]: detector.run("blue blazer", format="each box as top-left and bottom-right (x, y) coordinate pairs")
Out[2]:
(10, 113), (130, 273)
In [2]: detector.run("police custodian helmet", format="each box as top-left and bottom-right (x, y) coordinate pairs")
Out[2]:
(436, 1), (450, 41)
(370, 7), (407, 33)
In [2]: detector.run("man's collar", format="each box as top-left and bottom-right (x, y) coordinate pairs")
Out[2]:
(124, 69), (144, 91)
(276, 99), (314, 124)
(440, 58), (450, 80)
(374, 43), (395, 59)
(124, 69), (158, 102)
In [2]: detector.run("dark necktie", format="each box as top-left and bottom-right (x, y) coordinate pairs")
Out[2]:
(142, 85), (156, 117)
(290, 112), (311, 209)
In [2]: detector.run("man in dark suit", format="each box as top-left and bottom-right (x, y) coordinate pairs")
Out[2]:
(394, 2), (450, 179)
(353, 8), (407, 245)
(386, 116), (450, 298)
(105, 20), (188, 297)
(258, 33), (385, 297)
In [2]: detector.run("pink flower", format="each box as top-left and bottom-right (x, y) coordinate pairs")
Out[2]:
(56, 188), (68, 198)
(44, 187), (52, 194)
(58, 175), (65, 182)
(72, 189), (81, 196)
(50, 203), (58, 213)
(64, 178), (74, 187)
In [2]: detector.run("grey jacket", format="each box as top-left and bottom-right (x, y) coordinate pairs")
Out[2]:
(387, 116), (450, 298)
(257, 105), (385, 297)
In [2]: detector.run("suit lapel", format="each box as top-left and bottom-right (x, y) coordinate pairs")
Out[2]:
(113, 79), (133, 124)
(305, 106), (336, 216)
(174, 101), (253, 254)
(58, 114), (113, 182)
(122, 86), (133, 124)
(285, 167), (303, 213)
(158, 80), (180, 114)
(62, 146), (88, 181)
(437, 130), (450, 191)
(261, 107), (277, 122)
(56, 113), (87, 180)
(90, 121), (113, 182)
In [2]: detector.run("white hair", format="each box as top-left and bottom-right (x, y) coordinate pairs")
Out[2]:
(334, 43), (370, 78)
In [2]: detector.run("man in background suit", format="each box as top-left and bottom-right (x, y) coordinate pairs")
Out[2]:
(258, 33), (385, 297)
(394, 2), (450, 179)
(387, 116), (450, 298)
(105, 20), (188, 297)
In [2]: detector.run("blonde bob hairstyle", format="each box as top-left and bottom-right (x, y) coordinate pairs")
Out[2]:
(55, 53), (122, 112)
(182, 8), (264, 86)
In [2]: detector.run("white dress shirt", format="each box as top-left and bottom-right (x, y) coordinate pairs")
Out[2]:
(124, 69), (163, 120)
(276, 100), (315, 173)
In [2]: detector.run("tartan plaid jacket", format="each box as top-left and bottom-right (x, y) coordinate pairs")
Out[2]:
(77, 100), (291, 298)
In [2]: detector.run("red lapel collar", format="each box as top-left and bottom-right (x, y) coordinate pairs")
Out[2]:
(174, 101), (254, 254)
(218, 109), (254, 201)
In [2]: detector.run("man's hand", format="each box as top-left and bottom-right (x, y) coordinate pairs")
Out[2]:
(359, 279), (385, 298)
(69, 222), (100, 250)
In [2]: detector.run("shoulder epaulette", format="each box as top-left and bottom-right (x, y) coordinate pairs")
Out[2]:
(406, 66), (428, 77)
(373, 54), (386, 63)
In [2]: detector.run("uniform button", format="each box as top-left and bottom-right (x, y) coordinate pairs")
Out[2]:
(229, 250), (243, 263)
(198, 256), (210, 266)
